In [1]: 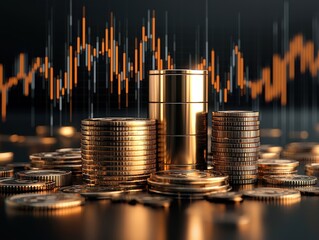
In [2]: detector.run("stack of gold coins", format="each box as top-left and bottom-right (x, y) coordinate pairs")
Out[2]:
(147, 169), (230, 199)
(211, 111), (260, 185)
(29, 150), (82, 177)
(81, 118), (157, 191)
(305, 163), (319, 177)
(257, 159), (299, 180)
(259, 145), (282, 159)
(207, 153), (214, 170)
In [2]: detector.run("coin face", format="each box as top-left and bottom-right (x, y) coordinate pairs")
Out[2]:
(6, 193), (85, 209)
(263, 175), (317, 186)
(242, 187), (301, 200)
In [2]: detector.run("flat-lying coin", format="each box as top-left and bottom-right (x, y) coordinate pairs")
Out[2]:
(242, 187), (301, 200)
(0, 178), (56, 192)
(60, 185), (124, 199)
(6, 193), (85, 209)
(295, 186), (319, 196)
(263, 175), (317, 186)
(17, 170), (72, 187)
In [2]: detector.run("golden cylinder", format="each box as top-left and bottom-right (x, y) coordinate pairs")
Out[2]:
(148, 69), (208, 169)
(149, 69), (208, 103)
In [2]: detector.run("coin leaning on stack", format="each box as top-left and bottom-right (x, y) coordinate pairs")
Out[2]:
(147, 169), (230, 199)
(81, 118), (157, 191)
(211, 111), (260, 185)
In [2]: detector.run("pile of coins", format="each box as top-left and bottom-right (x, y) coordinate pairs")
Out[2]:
(81, 118), (157, 191)
(29, 149), (82, 177)
(305, 163), (319, 177)
(259, 145), (282, 159)
(211, 111), (260, 184)
(147, 169), (230, 199)
(257, 159), (299, 180)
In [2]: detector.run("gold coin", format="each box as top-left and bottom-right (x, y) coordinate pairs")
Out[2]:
(6, 193), (85, 209)
(242, 187), (301, 200)
(81, 118), (156, 127)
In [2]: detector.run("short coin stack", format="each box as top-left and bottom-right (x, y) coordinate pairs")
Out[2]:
(257, 159), (299, 180)
(147, 169), (230, 199)
(81, 118), (157, 191)
(211, 111), (260, 184)
(305, 163), (319, 177)
(29, 150), (82, 177)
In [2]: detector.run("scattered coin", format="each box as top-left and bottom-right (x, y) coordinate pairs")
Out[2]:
(242, 187), (301, 200)
(0, 178), (55, 192)
(6, 193), (85, 209)
(60, 185), (124, 199)
(263, 175), (317, 186)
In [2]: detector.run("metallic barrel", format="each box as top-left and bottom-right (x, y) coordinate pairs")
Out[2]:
(149, 69), (208, 170)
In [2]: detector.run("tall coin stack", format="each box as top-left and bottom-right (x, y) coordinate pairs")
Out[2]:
(81, 118), (157, 191)
(211, 111), (260, 185)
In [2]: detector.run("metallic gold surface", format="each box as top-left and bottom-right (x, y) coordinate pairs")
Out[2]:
(156, 135), (207, 165)
(149, 69), (208, 103)
(149, 103), (207, 135)
(149, 69), (208, 169)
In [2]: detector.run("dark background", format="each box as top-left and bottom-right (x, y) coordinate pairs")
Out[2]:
(0, 0), (319, 137)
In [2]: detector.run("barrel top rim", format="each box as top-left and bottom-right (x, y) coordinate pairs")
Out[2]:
(149, 69), (208, 75)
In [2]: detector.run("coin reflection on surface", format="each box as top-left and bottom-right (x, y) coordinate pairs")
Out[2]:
(82, 201), (166, 240)
(185, 201), (212, 240)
